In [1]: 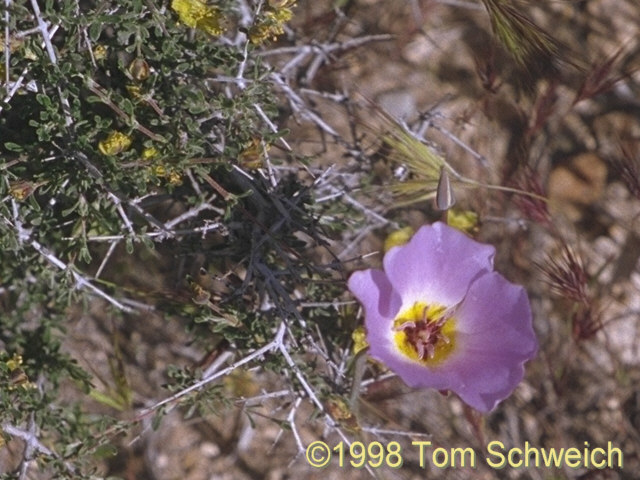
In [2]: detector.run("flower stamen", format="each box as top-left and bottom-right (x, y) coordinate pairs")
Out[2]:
(393, 302), (456, 365)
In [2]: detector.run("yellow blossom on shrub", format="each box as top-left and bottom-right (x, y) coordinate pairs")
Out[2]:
(93, 45), (108, 61)
(266, 5), (294, 24)
(249, 1), (296, 44)
(142, 147), (159, 160)
(5, 353), (34, 390)
(171, 0), (225, 36)
(9, 180), (47, 201)
(248, 25), (271, 45)
(383, 226), (414, 252)
(6, 353), (23, 371)
(152, 165), (167, 177)
(98, 131), (132, 155)
(351, 326), (368, 354)
(168, 170), (183, 186)
(9, 181), (34, 201)
(446, 208), (479, 235)
(238, 137), (267, 169)
(126, 84), (143, 99)
(270, 0), (296, 7)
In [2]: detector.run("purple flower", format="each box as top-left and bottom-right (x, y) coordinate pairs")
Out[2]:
(348, 222), (537, 412)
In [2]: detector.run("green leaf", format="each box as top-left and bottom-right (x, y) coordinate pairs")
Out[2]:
(4, 142), (23, 152)
(88, 389), (126, 411)
(36, 93), (53, 109)
(92, 443), (118, 459)
(89, 22), (103, 42)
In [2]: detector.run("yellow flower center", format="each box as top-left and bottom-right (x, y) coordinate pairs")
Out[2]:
(393, 301), (456, 366)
